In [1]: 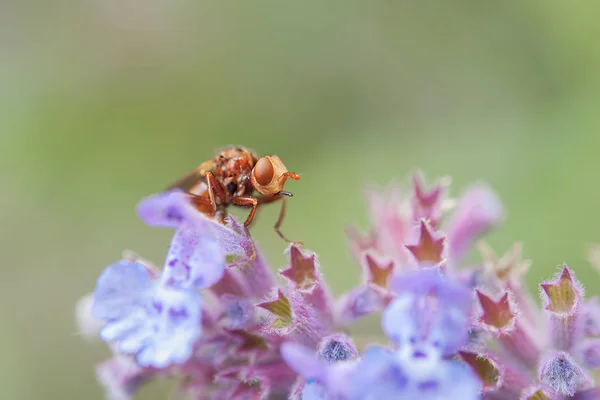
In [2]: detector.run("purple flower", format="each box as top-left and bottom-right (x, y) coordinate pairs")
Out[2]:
(162, 220), (225, 289)
(282, 269), (481, 399)
(383, 267), (473, 357)
(301, 380), (331, 400)
(136, 190), (250, 259)
(91, 260), (154, 321)
(93, 259), (203, 368)
(90, 191), (230, 368)
(293, 334), (359, 399)
(343, 345), (480, 400)
(282, 342), (481, 400)
(137, 191), (227, 289)
(135, 190), (195, 228)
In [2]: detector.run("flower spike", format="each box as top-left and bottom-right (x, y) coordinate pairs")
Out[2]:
(80, 170), (600, 399)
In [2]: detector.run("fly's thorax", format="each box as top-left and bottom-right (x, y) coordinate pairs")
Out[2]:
(212, 147), (257, 201)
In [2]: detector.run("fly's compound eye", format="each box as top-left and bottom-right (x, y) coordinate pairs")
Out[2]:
(253, 157), (275, 186)
(250, 155), (299, 196)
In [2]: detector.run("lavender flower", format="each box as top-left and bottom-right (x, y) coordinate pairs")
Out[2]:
(282, 268), (481, 400)
(77, 169), (600, 399)
(88, 191), (237, 369)
(382, 267), (473, 357)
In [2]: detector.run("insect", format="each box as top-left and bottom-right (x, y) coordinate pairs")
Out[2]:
(165, 146), (301, 244)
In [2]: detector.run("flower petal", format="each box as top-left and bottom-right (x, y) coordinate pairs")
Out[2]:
(99, 283), (203, 368)
(280, 342), (325, 381)
(445, 184), (503, 265)
(91, 260), (153, 321)
(384, 268), (472, 356)
(162, 220), (226, 289)
(135, 190), (193, 228)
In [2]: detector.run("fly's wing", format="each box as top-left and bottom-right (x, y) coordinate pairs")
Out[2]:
(164, 160), (213, 194)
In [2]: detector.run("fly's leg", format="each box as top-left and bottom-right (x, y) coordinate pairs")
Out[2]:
(232, 196), (261, 260)
(233, 196), (259, 227)
(273, 197), (301, 246)
(186, 193), (212, 210)
(256, 196), (302, 247)
(205, 171), (227, 216)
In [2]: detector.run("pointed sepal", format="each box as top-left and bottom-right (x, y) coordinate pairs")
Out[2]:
(459, 351), (528, 397)
(520, 386), (557, 400)
(257, 289), (293, 330)
(363, 252), (395, 289)
(476, 290), (516, 332)
(540, 265), (584, 350)
(281, 245), (336, 330)
(405, 219), (446, 264)
(228, 329), (269, 355)
(411, 170), (452, 228)
(475, 290), (541, 368)
(280, 245), (319, 292)
(540, 265), (583, 316)
(479, 241), (531, 283)
(458, 351), (501, 392)
(257, 287), (328, 346)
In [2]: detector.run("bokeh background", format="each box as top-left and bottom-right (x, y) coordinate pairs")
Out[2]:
(3, 1), (600, 399)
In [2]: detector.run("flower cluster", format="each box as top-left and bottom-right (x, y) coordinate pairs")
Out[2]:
(77, 171), (600, 399)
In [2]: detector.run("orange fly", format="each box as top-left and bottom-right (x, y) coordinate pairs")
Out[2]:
(165, 146), (301, 244)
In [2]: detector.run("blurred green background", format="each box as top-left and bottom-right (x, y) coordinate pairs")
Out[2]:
(3, 1), (600, 399)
